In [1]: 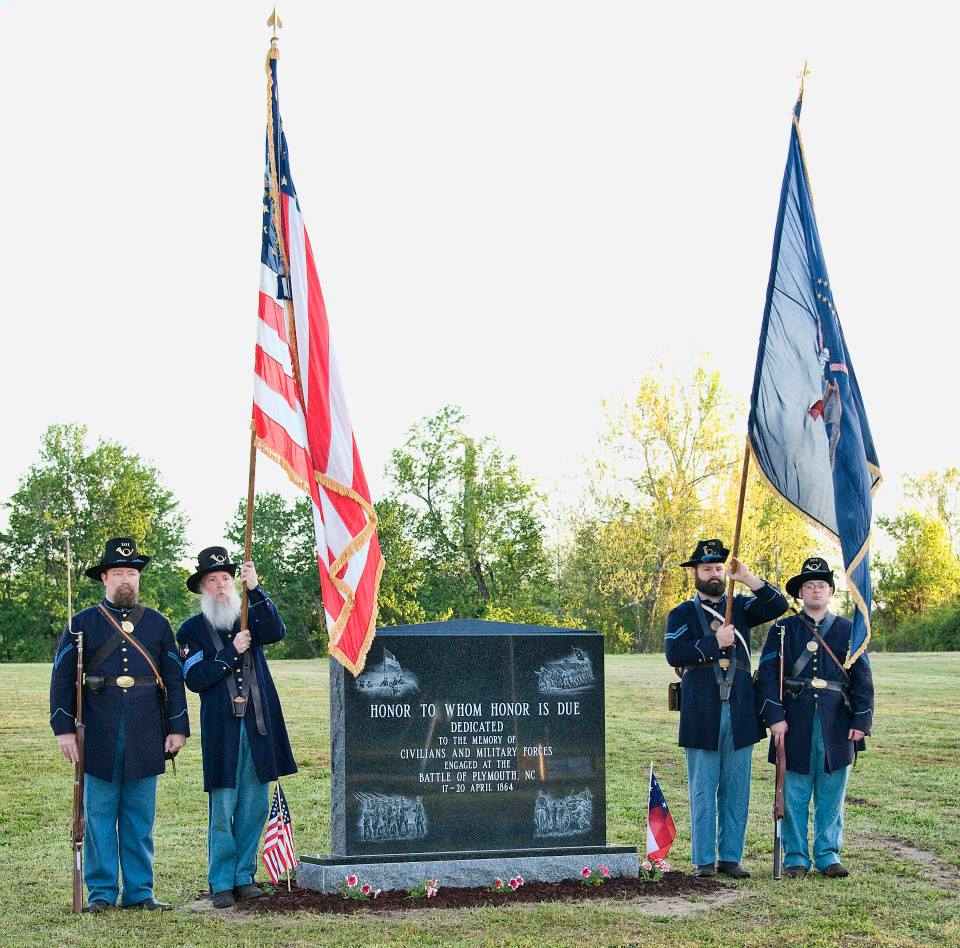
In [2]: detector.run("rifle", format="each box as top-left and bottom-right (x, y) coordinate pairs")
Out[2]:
(68, 539), (85, 914)
(772, 620), (785, 880)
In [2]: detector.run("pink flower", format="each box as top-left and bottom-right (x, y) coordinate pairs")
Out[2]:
(581, 867), (592, 878)
(599, 864), (610, 878)
(494, 878), (503, 890)
(515, 875), (524, 886)
(429, 879), (438, 886)
(373, 889), (381, 899)
(360, 883), (371, 895)
(346, 874), (358, 888)
(641, 860), (652, 872)
(509, 878), (519, 890)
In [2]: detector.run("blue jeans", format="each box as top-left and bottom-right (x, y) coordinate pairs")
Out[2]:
(83, 716), (158, 906)
(684, 702), (752, 866)
(207, 726), (271, 892)
(783, 712), (850, 871)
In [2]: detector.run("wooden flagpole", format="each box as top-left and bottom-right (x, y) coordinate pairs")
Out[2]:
(240, 427), (257, 630)
(723, 437), (751, 625)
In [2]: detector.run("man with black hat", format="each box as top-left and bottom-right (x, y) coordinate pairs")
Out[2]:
(176, 547), (297, 909)
(756, 557), (874, 878)
(49, 537), (189, 912)
(665, 538), (788, 878)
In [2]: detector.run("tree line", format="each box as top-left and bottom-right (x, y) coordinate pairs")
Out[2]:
(2, 367), (957, 661)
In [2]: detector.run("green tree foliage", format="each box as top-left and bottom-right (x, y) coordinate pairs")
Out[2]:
(224, 492), (323, 659)
(903, 467), (960, 555)
(384, 406), (554, 623)
(873, 511), (960, 631)
(0, 424), (191, 660)
(563, 365), (816, 652)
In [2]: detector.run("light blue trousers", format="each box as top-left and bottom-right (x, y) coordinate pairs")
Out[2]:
(684, 703), (752, 866)
(207, 726), (271, 893)
(783, 712), (850, 871)
(83, 716), (158, 906)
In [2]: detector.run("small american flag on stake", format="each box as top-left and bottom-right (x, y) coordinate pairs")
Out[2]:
(262, 782), (297, 889)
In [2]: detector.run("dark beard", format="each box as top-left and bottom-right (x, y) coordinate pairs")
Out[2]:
(112, 584), (138, 608)
(695, 577), (725, 598)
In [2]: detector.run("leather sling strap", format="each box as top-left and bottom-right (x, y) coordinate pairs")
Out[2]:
(95, 604), (166, 698)
(86, 604), (145, 673)
(204, 619), (267, 736)
(801, 616), (851, 681)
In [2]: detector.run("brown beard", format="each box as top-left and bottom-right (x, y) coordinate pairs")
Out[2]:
(112, 584), (138, 608)
(695, 577), (725, 598)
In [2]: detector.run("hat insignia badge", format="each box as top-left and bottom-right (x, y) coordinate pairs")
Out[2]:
(117, 544), (133, 557)
(211, 553), (226, 564)
(703, 545), (715, 556)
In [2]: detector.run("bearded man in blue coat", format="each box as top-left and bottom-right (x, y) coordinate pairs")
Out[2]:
(50, 537), (189, 913)
(177, 547), (297, 909)
(756, 557), (874, 879)
(665, 539), (788, 878)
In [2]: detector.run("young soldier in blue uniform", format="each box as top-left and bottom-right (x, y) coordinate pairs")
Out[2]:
(177, 547), (297, 909)
(756, 557), (874, 878)
(49, 538), (189, 912)
(665, 539), (788, 878)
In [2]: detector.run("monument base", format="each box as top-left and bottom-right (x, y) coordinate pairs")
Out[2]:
(298, 845), (638, 894)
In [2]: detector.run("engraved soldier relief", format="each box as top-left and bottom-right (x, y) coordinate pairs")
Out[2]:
(533, 788), (593, 838)
(354, 647), (419, 698)
(355, 792), (427, 842)
(534, 646), (596, 694)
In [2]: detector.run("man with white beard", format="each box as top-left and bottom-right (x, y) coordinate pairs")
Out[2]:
(176, 547), (297, 908)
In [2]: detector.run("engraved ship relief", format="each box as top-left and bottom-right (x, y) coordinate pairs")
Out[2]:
(533, 788), (593, 838)
(354, 647), (419, 698)
(534, 646), (596, 694)
(355, 791), (427, 842)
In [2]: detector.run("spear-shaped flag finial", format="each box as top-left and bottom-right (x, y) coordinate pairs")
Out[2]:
(267, 5), (283, 43)
(796, 59), (811, 101)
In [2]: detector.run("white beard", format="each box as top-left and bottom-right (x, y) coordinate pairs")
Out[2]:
(200, 586), (242, 630)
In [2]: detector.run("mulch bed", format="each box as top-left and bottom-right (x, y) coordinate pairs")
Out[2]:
(235, 872), (727, 915)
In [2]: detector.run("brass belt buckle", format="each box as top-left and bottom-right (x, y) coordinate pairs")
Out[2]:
(811, 677), (827, 689)
(116, 674), (135, 688)
(718, 658), (731, 671)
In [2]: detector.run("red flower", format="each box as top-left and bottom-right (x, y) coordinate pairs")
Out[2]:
(346, 874), (358, 887)
(515, 875), (524, 886)
(494, 878), (503, 890)
(581, 867), (592, 878)
(599, 864), (610, 878)
(360, 883), (371, 895)
(509, 878), (519, 890)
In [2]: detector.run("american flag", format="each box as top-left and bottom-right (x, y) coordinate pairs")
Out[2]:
(254, 45), (383, 675)
(262, 782), (297, 885)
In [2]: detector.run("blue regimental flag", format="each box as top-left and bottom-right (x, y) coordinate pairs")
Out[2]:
(748, 90), (881, 667)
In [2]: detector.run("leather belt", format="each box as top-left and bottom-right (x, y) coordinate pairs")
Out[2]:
(683, 659), (751, 674)
(785, 676), (846, 694)
(100, 675), (157, 688)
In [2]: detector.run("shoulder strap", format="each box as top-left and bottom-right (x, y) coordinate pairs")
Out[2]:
(806, 620), (850, 680)
(85, 630), (123, 674)
(699, 600), (751, 660)
(96, 604), (167, 696)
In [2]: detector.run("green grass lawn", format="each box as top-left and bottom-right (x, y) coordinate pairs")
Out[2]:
(1, 653), (958, 947)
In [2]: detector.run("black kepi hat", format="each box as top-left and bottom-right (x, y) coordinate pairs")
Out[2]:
(187, 546), (240, 594)
(786, 556), (836, 599)
(679, 538), (730, 568)
(85, 537), (151, 582)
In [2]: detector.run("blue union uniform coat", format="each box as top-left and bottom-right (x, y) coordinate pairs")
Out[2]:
(665, 583), (788, 751)
(49, 600), (190, 782)
(176, 586), (297, 792)
(755, 611), (874, 774)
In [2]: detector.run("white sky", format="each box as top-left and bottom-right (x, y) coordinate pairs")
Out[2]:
(1, 1), (956, 558)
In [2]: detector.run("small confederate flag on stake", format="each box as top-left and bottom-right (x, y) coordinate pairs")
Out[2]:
(262, 783), (297, 886)
(647, 766), (677, 861)
(254, 43), (383, 675)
